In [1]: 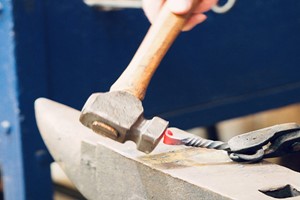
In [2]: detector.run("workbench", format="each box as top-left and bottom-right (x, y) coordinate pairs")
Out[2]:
(0, 0), (300, 199)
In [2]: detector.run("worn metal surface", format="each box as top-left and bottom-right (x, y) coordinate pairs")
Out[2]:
(36, 98), (300, 200)
(80, 91), (169, 153)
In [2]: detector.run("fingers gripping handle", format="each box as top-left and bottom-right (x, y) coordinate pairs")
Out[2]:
(110, 1), (198, 100)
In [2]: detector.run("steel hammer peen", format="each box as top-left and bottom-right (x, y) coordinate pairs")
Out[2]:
(80, 1), (199, 153)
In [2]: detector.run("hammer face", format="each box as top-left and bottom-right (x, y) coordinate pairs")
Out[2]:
(133, 117), (169, 153)
(80, 91), (144, 143)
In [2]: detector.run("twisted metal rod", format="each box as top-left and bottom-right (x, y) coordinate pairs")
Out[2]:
(182, 137), (230, 151)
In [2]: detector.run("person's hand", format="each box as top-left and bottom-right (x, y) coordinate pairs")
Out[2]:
(143, 0), (218, 31)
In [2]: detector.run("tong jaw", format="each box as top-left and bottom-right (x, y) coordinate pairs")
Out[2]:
(227, 123), (300, 162)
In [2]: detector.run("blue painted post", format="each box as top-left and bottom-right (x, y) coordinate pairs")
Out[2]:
(0, 0), (26, 198)
(0, 0), (53, 199)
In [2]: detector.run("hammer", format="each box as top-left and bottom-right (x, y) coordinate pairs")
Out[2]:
(80, 1), (199, 153)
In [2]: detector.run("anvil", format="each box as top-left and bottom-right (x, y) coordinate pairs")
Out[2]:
(35, 98), (300, 200)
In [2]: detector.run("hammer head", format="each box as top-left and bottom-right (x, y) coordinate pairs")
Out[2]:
(80, 91), (168, 153)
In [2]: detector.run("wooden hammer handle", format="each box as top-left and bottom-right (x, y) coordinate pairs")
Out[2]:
(110, 1), (198, 100)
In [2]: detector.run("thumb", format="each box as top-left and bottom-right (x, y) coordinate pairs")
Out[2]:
(167, 0), (193, 14)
